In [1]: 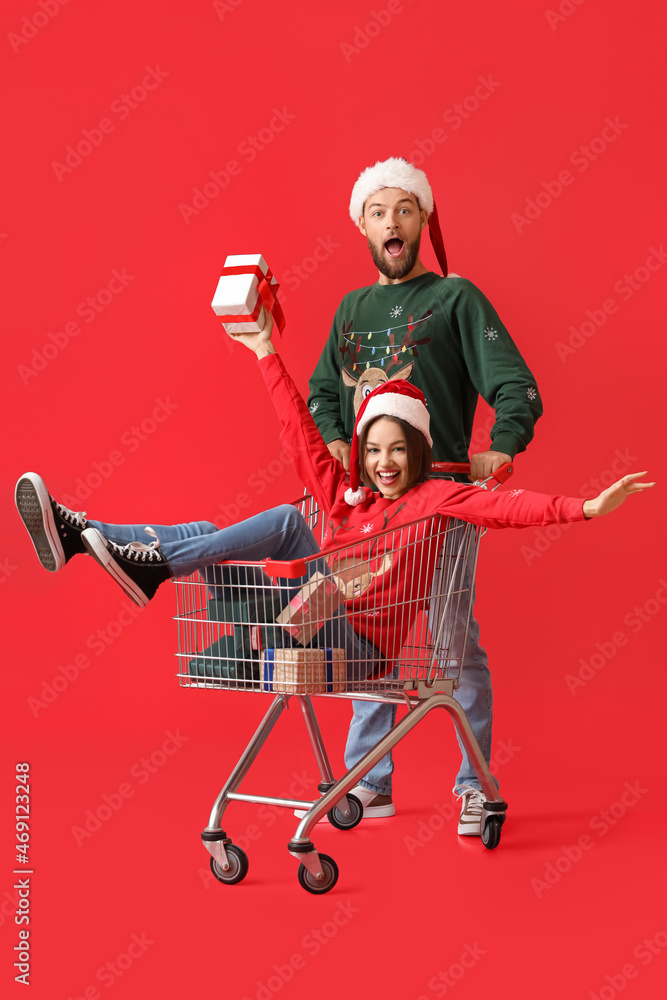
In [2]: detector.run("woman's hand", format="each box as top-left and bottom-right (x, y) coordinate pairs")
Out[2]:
(582, 472), (655, 518)
(226, 312), (275, 357)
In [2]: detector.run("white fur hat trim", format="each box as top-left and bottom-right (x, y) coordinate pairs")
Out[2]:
(349, 157), (434, 226)
(356, 393), (433, 447)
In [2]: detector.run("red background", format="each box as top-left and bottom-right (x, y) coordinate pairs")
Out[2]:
(2, 1), (666, 997)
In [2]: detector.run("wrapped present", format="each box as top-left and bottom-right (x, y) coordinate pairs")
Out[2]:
(262, 648), (346, 695)
(206, 594), (290, 658)
(275, 572), (343, 646)
(211, 254), (285, 336)
(187, 635), (259, 682)
(207, 591), (283, 627)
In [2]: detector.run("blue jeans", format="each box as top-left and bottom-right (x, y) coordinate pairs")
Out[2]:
(88, 505), (382, 681)
(344, 520), (497, 796)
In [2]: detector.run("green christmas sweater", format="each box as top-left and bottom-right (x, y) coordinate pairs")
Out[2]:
(307, 272), (542, 463)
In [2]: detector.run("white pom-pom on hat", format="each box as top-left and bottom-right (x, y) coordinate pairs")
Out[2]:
(344, 486), (367, 506)
(349, 157), (434, 226)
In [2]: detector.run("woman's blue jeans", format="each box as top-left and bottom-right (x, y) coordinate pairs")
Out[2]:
(88, 504), (382, 681)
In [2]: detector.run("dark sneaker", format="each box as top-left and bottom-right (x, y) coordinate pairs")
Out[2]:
(15, 472), (87, 572)
(81, 526), (172, 607)
(457, 786), (485, 836)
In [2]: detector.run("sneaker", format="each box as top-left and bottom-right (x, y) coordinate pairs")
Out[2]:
(15, 472), (87, 572)
(456, 786), (486, 836)
(294, 784), (395, 821)
(81, 526), (172, 607)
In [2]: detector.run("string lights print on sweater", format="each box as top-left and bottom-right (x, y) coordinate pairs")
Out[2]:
(340, 310), (433, 373)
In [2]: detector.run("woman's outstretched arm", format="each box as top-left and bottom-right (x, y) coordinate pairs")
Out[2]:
(426, 472), (654, 530)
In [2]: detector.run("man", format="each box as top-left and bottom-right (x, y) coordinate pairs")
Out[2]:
(307, 157), (542, 834)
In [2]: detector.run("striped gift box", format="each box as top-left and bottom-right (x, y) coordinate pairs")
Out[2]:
(275, 571), (343, 647)
(262, 648), (346, 694)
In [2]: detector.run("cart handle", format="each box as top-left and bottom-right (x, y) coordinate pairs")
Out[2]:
(431, 460), (514, 487)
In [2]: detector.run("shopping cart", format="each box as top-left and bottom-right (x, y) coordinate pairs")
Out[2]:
(174, 462), (512, 893)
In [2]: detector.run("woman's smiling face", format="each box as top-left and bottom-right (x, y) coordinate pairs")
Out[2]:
(363, 416), (409, 499)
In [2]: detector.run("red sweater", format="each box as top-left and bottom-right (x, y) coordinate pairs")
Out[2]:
(260, 354), (586, 660)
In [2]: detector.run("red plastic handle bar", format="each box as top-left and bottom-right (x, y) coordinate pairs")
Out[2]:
(262, 558), (308, 579)
(431, 462), (471, 474)
(431, 460), (513, 486)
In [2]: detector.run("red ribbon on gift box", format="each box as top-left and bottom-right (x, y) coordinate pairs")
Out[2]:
(290, 594), (305, 613)
(218, 264), (286, 335)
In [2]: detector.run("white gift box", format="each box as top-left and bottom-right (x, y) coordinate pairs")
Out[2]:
(211, 254), (278, 335)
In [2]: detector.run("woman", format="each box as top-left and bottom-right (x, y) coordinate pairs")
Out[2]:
(15, 317), (653, 812)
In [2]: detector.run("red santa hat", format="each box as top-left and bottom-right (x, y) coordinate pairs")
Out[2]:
(344, 380), (433, 506)
(349, 156), (449, 276)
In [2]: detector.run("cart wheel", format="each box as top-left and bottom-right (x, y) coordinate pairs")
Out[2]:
(297, 853), (339, 895)
(481, 816), (503, 850)
(209, 845), (249, 884)
(327, 793), (363, 831)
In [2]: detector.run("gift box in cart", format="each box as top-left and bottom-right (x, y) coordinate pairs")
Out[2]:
(173, 463), (512, 893)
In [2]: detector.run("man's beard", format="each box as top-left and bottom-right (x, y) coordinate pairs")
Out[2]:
(367, 231), (421, 279)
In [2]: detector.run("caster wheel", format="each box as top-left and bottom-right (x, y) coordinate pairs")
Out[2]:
(327, 793), (363, 831)
(481, 815), (503, 850)
(209, 844), (249, 884)
(297, 853), (339, 895)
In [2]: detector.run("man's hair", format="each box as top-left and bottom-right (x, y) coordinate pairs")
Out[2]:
(359, 415), (433, 492)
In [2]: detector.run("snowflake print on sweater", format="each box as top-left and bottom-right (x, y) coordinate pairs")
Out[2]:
(484, 326), (498, 341)
(360, 522), (374, 534)
(527, 387), (537, 401)
(390, 305), (403, 318)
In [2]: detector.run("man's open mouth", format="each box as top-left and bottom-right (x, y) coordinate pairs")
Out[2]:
(384, 238), (404, 257)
